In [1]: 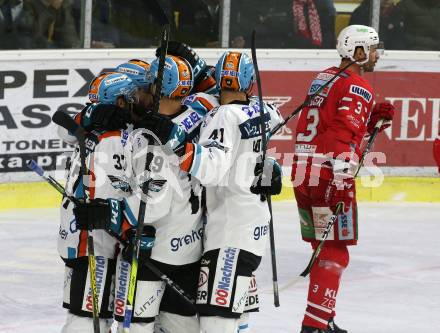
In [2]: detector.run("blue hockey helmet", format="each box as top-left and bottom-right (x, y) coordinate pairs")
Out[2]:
(88, 72), (138, 105)
(116, 59), (151, 89)
(146, 55), (194, 98)
(215, 51), (255, 93)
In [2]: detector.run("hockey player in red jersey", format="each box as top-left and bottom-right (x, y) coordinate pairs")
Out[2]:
(291, 25), (395, 333)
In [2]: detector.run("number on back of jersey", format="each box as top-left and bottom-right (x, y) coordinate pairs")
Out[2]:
(208, 128), (225, 143)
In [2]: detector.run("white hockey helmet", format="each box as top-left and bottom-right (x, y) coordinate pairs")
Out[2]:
(337, 25), (380, 65)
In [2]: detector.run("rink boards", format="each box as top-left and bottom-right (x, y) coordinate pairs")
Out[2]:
(1, 176), (440, 210)
(0, 49), (439, 209)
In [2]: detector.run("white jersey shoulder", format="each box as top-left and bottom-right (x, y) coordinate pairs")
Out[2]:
(182, 92), (220, 116)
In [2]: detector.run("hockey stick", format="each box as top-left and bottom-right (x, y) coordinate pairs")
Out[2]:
(251, 29), (280, 307)
(281, 118), (386, 291)
(268, 60), (357, 139)
(26, 159), (80, 205)
(26, 160), (66, 197)
(355, 118), (385, 177)
(143, 257), (196, 305)
(123, 24), (173, 332)
(52, 111), (101, 333)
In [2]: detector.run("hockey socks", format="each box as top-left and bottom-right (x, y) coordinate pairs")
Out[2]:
(302, 242), (349, 329)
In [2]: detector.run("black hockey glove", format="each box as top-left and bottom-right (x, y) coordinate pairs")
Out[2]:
(122, 225), (156, 263)
(250, 157), (283, 196)
(135, 111), (187, 153)
(73, 198), (125, 237)
(156, 41), (207, 84)
(80, 103), (131, 131)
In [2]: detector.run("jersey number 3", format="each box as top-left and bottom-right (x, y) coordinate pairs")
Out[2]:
(296, 108), (319, 142)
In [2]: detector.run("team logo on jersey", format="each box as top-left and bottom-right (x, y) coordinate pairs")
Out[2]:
(205, 141), (227, 151)
(308, 79), (336, 97)
(147, 179), (167, 192)
(349, 84), (372, 103)
(108, 175), (132, 193)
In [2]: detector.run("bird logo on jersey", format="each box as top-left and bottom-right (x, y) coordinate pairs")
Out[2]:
(108, 175), (132, 193)
(138, 178), (167, 195)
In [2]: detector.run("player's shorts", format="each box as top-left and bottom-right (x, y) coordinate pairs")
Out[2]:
(62, 256), (116, 318)
(113, 256), (200, 323)
(196, 247), (262, 318)
(294, 178), (358, 245)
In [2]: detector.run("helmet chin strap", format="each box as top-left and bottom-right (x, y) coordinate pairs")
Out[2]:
(355, 57), (369, 66)
(350, 46), (369, 65)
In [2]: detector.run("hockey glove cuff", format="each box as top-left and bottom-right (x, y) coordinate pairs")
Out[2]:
(250, 157), (283, 196)
(122, 225), (156, 263)
(73, 198), (124, 234)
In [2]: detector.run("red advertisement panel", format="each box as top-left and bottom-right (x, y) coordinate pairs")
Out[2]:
(261, 71), (440, 167)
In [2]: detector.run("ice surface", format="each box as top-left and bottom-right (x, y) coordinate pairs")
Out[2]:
(0, 202), (439, 332)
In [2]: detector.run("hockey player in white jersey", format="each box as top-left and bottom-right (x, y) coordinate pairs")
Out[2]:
(161, 42), (263, 333)
(142, 51), (283, 333)
(111, 54), (221, 333)
(59, 72), (149, 333)
(188, 51), (283, 333)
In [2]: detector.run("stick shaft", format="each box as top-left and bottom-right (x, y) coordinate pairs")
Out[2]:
(251, 29), (280, 307)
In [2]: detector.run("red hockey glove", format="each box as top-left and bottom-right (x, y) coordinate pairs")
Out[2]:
(367, 102), (395, 135)
(434, 138), (440, 173)
(324, 176), (355, 213)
